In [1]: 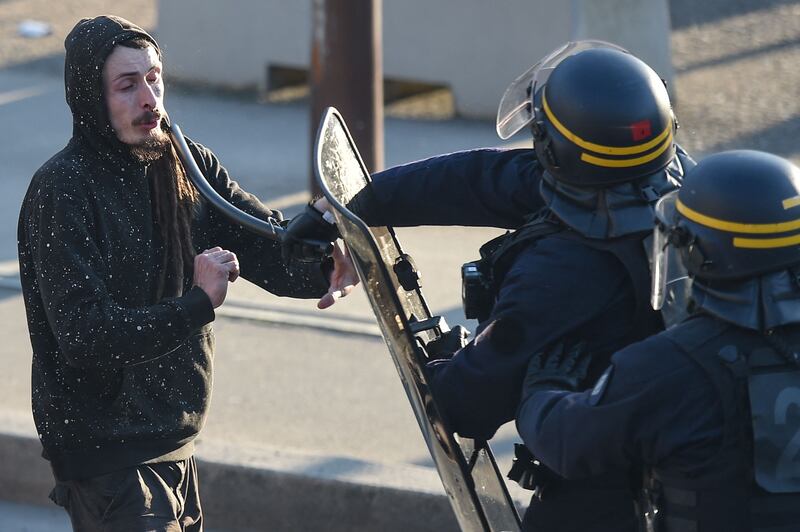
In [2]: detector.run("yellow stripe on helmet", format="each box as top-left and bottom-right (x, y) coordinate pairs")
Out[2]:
(542, 90), (672, 156)
(676, 199), (800, 234)
(733, 233), (800, 249)
(580, 133), (673, 168)
(782, 195), (800, 210)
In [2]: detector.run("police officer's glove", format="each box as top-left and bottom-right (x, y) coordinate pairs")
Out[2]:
(507, 443), (558, 497)
(281, 203), (340, 263)
(426, 325), (470, 360)
(522, 340), (591, 399)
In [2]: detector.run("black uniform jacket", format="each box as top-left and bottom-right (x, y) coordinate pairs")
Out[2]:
(365, 149), (663, 532)
(367, 148), (660, 440)
(517, 315), (724, 479)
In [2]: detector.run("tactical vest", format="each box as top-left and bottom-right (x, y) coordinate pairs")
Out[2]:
(485, 209), (659, 530)
(642, 315), (800, 532)
(462, 208), (663, 335)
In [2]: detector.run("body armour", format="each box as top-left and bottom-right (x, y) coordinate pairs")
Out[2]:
(643, 314), (800, 531)
(463, 208), (662, 334)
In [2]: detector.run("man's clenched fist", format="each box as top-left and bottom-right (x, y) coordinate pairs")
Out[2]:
(193, 247), (239, 308)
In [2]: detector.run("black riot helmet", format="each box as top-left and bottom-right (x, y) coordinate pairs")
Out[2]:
(652, 151), (800, 330)
(497, 41), (676, 187)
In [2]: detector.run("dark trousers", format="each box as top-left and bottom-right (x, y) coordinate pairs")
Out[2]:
(49, 457), (202, 532)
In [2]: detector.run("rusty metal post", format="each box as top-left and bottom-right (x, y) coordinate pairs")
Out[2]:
(310, 0), (384, 194)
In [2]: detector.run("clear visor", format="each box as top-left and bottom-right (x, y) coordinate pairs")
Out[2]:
(651, 192), (691, 316)
(496, 40), (630, 140)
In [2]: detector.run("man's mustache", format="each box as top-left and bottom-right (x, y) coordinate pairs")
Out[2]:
(132, 110), (162, 126)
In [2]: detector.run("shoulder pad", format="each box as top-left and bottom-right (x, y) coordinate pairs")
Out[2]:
(662, 314), (731, 353)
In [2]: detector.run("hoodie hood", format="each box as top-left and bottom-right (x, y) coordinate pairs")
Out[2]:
(64, 15), (161, 160)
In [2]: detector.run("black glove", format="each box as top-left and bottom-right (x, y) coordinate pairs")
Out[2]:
(507, 443), (558, 497)
(522, 340), (591, 400)
(281, 203), (340, 263)
(426, 325), (471, 360)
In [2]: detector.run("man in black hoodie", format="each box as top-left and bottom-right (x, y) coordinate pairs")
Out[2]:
(17, 15), (350, 530)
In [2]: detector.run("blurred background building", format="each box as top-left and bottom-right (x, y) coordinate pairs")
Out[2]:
(157, 0), (674, 119)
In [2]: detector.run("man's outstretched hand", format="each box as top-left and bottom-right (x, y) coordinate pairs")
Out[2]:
(281, 202), (339, 264)
(318, 240), (359, 309)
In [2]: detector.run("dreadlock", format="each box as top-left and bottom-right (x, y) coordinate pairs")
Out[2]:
(119, 38), (199, 300)
(148, 142), (199, 299)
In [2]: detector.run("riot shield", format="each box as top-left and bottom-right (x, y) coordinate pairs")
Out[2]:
(314, 107), (521, 532)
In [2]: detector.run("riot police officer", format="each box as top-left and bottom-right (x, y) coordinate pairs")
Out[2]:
(517, 150), (800, 531)
(288, 41), (693, 531)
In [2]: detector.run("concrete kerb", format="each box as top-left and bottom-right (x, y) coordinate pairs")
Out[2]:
(0, 412), (461, 531)
(0, 414), (51, 507)
(196, 440), (460, 532)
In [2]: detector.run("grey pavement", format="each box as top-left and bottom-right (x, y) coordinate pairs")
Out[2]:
(0, 500), (227, 532)
(2, 0), (800, 529)
(0, 500), (71, 532)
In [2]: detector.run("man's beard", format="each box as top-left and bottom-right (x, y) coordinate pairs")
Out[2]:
(127, 109), (170, 163)
(129, 128), (170, 163)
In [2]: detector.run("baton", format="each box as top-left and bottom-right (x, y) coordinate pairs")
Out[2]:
(169, 123), (333, 257)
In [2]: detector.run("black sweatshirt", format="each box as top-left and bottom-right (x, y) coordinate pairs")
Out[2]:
(17, 16), (329, 481)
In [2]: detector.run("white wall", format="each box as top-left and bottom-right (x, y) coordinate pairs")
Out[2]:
(157, 0), (673, 118)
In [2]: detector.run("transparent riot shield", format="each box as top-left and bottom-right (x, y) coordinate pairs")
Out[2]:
(315, 107), (521, 532)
